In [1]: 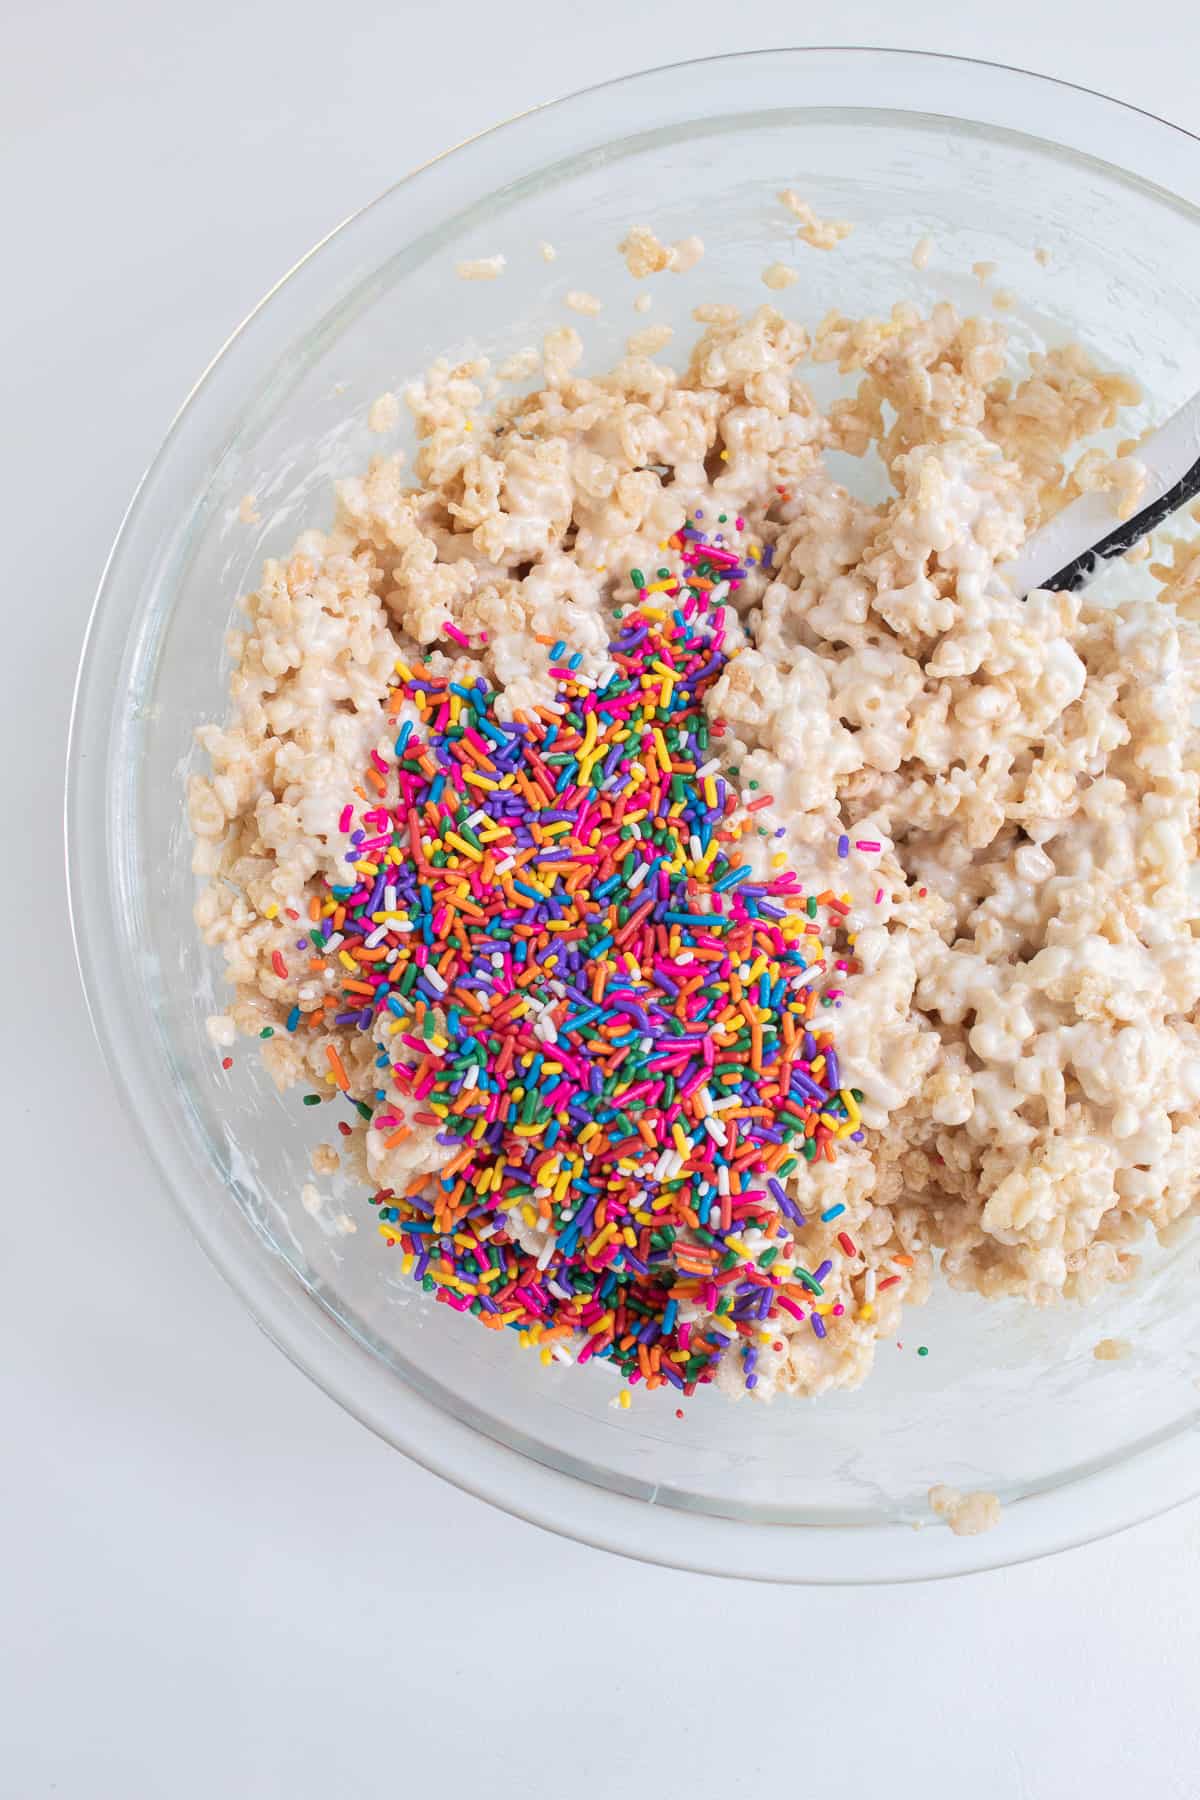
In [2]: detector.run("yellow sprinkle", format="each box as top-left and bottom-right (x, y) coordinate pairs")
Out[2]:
(858, 1302), (875, 1321)
(338, 950), (358, 972)
(617, 1390), (632, 1409)
(263, 903), (278, 919)
(445, 832), (483, 861)
(463, 769), (500, 791)
(540, 1348), (554, 1365)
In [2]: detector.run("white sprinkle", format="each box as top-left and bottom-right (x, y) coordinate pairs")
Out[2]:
(793, 962), (826, 989)
(424, 967), (448, 993)
(205, 1014), (236, 1049)
(676, 950), (695, 966)
(384, 884), (397, 911)
(463, 1065), (479, 1090)
(627, 862), (651, 891)
(864, 1270), (877, 1303)
(363, 925), (388, 949)
(323, 932), (344, 954)
(704, 1117), (728, 1144)
(536, 1240), (555, 1270)
(696, 758), (720, 779)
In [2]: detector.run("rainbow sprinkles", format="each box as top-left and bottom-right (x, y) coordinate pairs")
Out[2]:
(304, 516), (869, 1396)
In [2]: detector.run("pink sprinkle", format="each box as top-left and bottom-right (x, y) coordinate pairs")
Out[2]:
(855, 839), (881, 852)
(777, 1295), (807, 1322)
(875, 888), (884, 904)
(338, 805), (353, 833)
(443, 621), (471, 648)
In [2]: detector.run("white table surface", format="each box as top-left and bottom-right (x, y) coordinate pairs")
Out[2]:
(5, 3), (1200, 1794)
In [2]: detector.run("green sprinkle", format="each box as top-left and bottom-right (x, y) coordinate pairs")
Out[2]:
(302, 1094), (322, 1107)
(260, 1027), (274, 1038)
(630, 570), (645, 589)
(917, 1345), (929, 1357)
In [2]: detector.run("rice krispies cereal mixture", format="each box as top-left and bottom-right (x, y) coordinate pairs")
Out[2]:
(188, 283), (1200, 1406)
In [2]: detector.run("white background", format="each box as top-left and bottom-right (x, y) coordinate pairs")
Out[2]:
(4, 3), (1200, 1794)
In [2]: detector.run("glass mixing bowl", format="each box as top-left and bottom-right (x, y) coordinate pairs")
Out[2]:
(68, 48), (1200, 1581)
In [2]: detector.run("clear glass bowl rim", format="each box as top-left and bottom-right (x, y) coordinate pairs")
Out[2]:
(66, 46), (1200, 1583)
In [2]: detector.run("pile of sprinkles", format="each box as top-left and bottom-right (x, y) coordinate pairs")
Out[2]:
(298, 515), (872, 1395)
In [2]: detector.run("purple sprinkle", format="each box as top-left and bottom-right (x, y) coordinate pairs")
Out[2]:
(810, 1314), (826, 1340)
